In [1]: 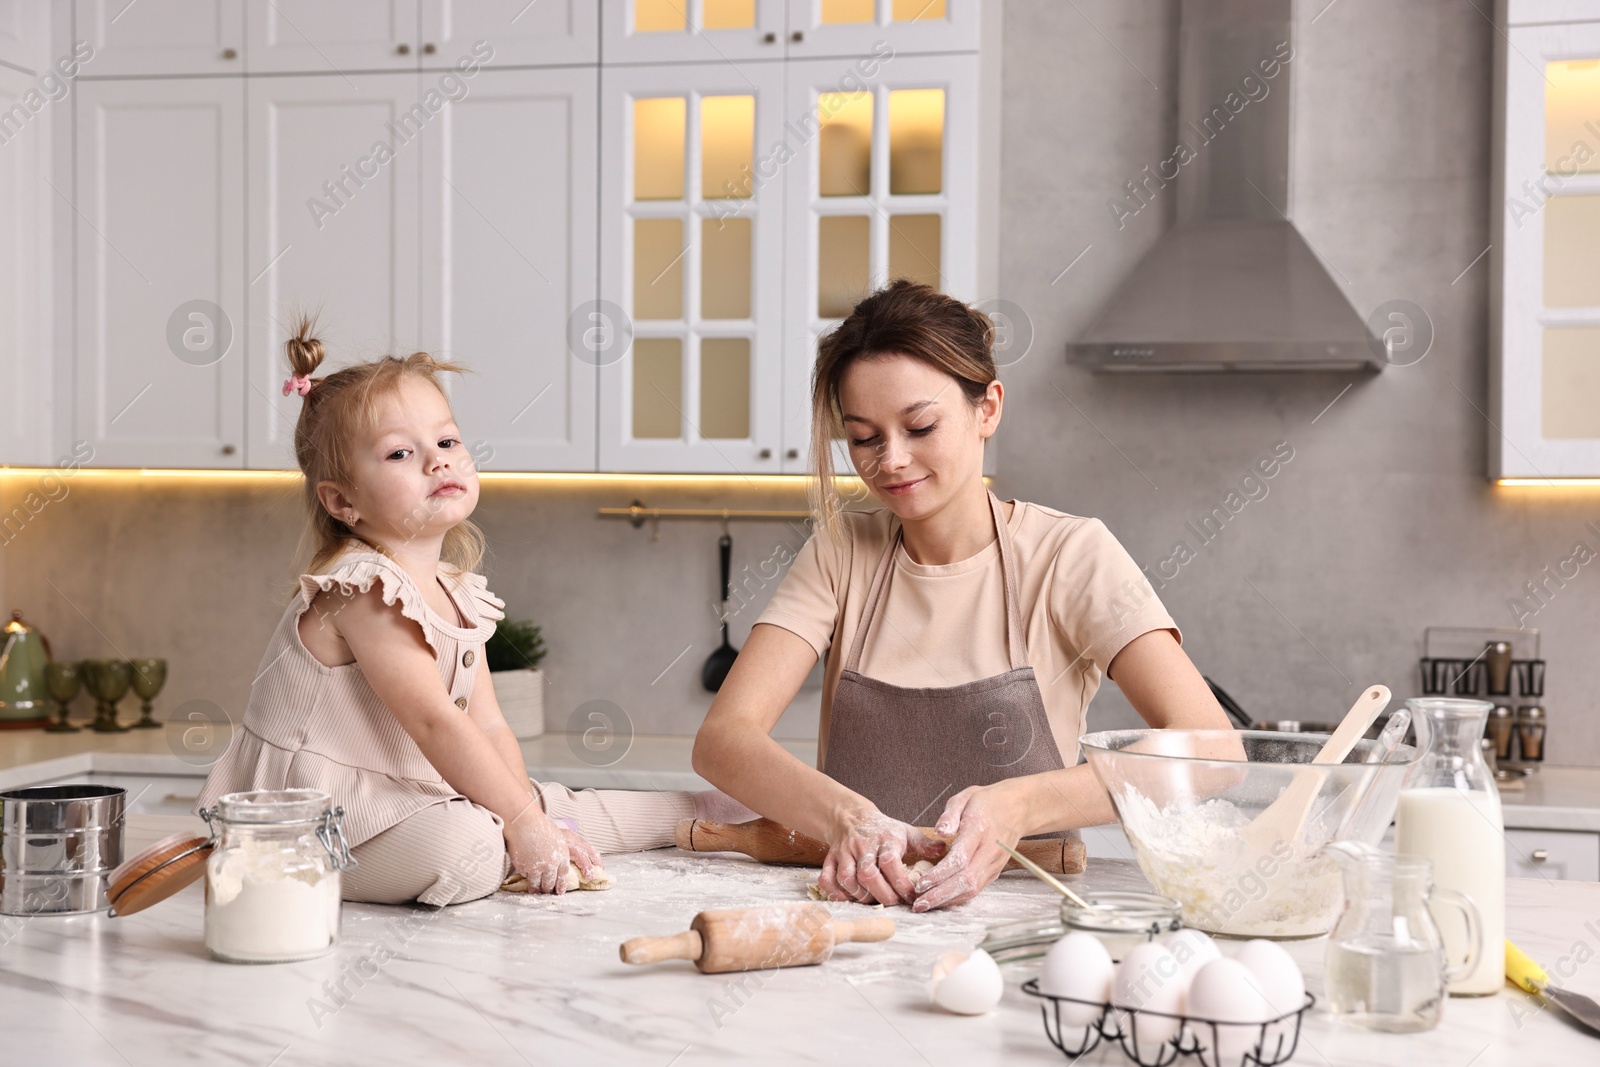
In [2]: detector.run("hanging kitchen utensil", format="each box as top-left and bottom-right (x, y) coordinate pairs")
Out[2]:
(701, 529), (739, 692)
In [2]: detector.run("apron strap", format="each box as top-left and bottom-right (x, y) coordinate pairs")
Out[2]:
(842, 491), (1029, 674)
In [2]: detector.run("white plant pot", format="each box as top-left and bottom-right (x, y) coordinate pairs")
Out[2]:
(491, 668), (544, 739)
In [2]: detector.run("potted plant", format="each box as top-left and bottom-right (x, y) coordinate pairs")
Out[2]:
(486, 618), (547, 739)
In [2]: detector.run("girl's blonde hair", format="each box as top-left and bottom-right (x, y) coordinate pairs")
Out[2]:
(286, 313), (485, 576)
(808, 279), (997, 537)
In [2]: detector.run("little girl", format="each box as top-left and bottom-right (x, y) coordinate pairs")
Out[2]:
(193, 317), (752, 905)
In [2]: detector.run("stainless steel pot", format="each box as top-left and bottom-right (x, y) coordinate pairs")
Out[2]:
(0, 784), (126, 915)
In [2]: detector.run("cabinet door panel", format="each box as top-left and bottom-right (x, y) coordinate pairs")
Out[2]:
(246, 0), (419, 73)
(0, 0), (43, 70)
(786, 0), (978, 59)
(0, 65), (50, 465)
(246, 75), (422, 469)
(423, 0), (597, 67)
(781, 53), (975, 473)
(1505, 827), (1600, 881)
(600, 0), (786, 64)
(74, 79), (245, 468)
(599, 63), (785, 473)
(74, 0), (243, 76)
(419, 68), (598, 471)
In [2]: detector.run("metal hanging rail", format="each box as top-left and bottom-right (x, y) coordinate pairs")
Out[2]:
(598, 499), (812, 531)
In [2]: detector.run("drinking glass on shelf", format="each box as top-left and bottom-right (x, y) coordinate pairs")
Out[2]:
(86, 659), (134, 733)
(129, 658), (167, 729)
(43, 661), (82, 733)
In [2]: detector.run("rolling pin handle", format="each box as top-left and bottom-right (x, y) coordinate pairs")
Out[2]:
(831, 917), (896, 944)
(620, 929), (704, 966)
(674, 818), (696, 852)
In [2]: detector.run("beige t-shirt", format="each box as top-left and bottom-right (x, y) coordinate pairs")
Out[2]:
(756, 499), (1181, 768)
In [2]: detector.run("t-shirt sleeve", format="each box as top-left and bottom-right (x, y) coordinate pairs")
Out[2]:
(753, 526), (848, 658)
(1048, 517), (1181, 678)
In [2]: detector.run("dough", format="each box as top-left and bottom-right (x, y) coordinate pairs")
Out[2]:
(806, 859), (934, 902)
(501, 862), (614, 894)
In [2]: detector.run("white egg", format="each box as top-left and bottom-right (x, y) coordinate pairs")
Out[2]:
(1039, 932), (1114, 1027)
(1235, 939), (1306, 1017)
(1164, 929), (1221, 1005)
(1186, 958), (1276, 1064)
(928, 948), (1004, 1015)
(1111, 941), (1185, 1051)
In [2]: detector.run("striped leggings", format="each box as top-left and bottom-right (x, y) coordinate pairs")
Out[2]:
(341, 780), (697, 907)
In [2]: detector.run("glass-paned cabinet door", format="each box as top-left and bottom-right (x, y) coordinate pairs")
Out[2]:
(786, 0), (979, 59)
(781, 53), (976, 474)
(599, 64), (785, 472)
(1496, 16), (1600, 477)
(600, 0), (787, 63)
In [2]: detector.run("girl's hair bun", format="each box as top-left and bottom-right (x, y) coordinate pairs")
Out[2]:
(286, 313), (327, 378)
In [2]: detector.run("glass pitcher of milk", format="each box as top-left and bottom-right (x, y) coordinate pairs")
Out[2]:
(1393, 698), (1505, 996)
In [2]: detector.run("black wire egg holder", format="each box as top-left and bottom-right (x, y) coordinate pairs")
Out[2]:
(1021, 978), (1315, 1067)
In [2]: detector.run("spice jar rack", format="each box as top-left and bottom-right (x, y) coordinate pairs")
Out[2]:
(1418, 626), (1545, 772)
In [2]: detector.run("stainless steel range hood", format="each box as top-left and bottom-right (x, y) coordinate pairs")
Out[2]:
(1068, 0), (1381, 373)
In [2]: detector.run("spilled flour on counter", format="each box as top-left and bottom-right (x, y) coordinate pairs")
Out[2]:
(1113, 788), (1342, 937)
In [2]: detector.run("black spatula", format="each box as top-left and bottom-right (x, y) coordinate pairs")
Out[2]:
(701, 532), (739, 691)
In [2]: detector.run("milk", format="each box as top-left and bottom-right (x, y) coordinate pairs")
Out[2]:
(1394, 787), (1505, 995)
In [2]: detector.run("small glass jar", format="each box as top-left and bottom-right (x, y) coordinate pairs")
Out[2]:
(982, 891), (1183, 965)
(200, 790), (354, 964)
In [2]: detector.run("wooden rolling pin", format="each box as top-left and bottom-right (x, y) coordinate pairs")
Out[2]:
(620, 903), (894, 974)
(674, 817), (1086, 875)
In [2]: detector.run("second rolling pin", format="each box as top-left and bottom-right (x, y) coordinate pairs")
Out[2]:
(620, 903), (895, 974)
(674, 817), (1086, 875)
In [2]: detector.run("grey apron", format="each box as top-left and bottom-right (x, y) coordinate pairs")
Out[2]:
(823, 491), (1076, 841)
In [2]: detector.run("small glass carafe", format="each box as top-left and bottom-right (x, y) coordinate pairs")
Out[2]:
(1325, 842), (1482, 1032)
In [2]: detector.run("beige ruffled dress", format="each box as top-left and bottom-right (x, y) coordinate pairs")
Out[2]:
(192, 547), (506, 847)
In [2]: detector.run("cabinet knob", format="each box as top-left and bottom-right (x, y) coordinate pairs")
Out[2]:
(396, 43), (411, 55)
(221, 48), (238, 60)
(1531, 849), (1549, 863)
(758, 448), (772, 460)
(786, 448), (799, 460)
(791, 31), (804, 43)
(423, 42), (437, 55)
(763, 32), (777, 43)
(221, 444), (237, 456)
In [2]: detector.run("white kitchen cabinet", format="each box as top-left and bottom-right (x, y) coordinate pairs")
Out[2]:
(74, 78), (245, 468)
(0, 64), (52, 467)
(1492, 1), (1600, 478)
(600, 0), (788, 64)
(1506, 826), (1600, 881)
(73, 0), (245, 76)
(599, 62), (787, 473)
(0, 0), (44, 69)
(781, 53), (978, 472)
(245, 0), (420, 74)
(419, 68), (599, 471)
(785, 0), (979, 59)
(245, 74), (423, 470)
(423, 0), (598, 67)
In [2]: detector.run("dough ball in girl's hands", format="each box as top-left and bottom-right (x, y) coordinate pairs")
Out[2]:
(501, 863), (614, 894)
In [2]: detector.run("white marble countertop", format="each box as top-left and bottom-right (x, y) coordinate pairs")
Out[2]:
(2, 730), (1597, 832)
(0, 814), (1595, 1065)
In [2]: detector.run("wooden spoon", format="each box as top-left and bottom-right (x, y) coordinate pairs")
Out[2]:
(1239, 685), (1391, 859)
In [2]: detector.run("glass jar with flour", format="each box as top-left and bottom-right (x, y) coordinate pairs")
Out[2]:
(200, 789), (354, 964)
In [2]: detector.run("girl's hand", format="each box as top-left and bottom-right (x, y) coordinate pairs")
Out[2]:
(912, 783), (1026, 912)
(561, 826), (603, 880)
(817, 807), (946, 906)
(503, 803), (571, 895)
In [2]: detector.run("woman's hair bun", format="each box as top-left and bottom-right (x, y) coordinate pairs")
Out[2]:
(286, 313), (327, 378)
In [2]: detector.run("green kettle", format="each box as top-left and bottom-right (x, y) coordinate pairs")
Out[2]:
(0, 610), (51, 728)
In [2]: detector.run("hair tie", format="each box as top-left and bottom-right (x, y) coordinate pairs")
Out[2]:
(282, 374), (313, 397)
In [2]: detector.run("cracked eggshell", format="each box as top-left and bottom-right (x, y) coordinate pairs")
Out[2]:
(929, 948), (1004, 1015)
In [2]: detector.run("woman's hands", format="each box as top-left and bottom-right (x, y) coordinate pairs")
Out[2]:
(817, 806), (947, 906)
(911, 782), (1029, 912)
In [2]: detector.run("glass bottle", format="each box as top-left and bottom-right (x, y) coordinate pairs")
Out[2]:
(1393, 698), (1504, 996)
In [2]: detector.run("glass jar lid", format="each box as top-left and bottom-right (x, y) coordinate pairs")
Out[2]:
(213, 789), (334, 825)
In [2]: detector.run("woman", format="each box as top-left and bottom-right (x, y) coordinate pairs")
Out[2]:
(692, 280), (1231, 911)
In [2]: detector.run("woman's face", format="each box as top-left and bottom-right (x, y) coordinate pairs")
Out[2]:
(332, 376), (479, 546)
(837, 352), (1001, 522)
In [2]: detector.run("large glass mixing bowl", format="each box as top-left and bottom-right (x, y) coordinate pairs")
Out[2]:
(1079, 729), (1418, 939)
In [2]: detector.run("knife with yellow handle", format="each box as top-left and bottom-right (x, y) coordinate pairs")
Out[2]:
(1507, 939), (1600, 1033)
